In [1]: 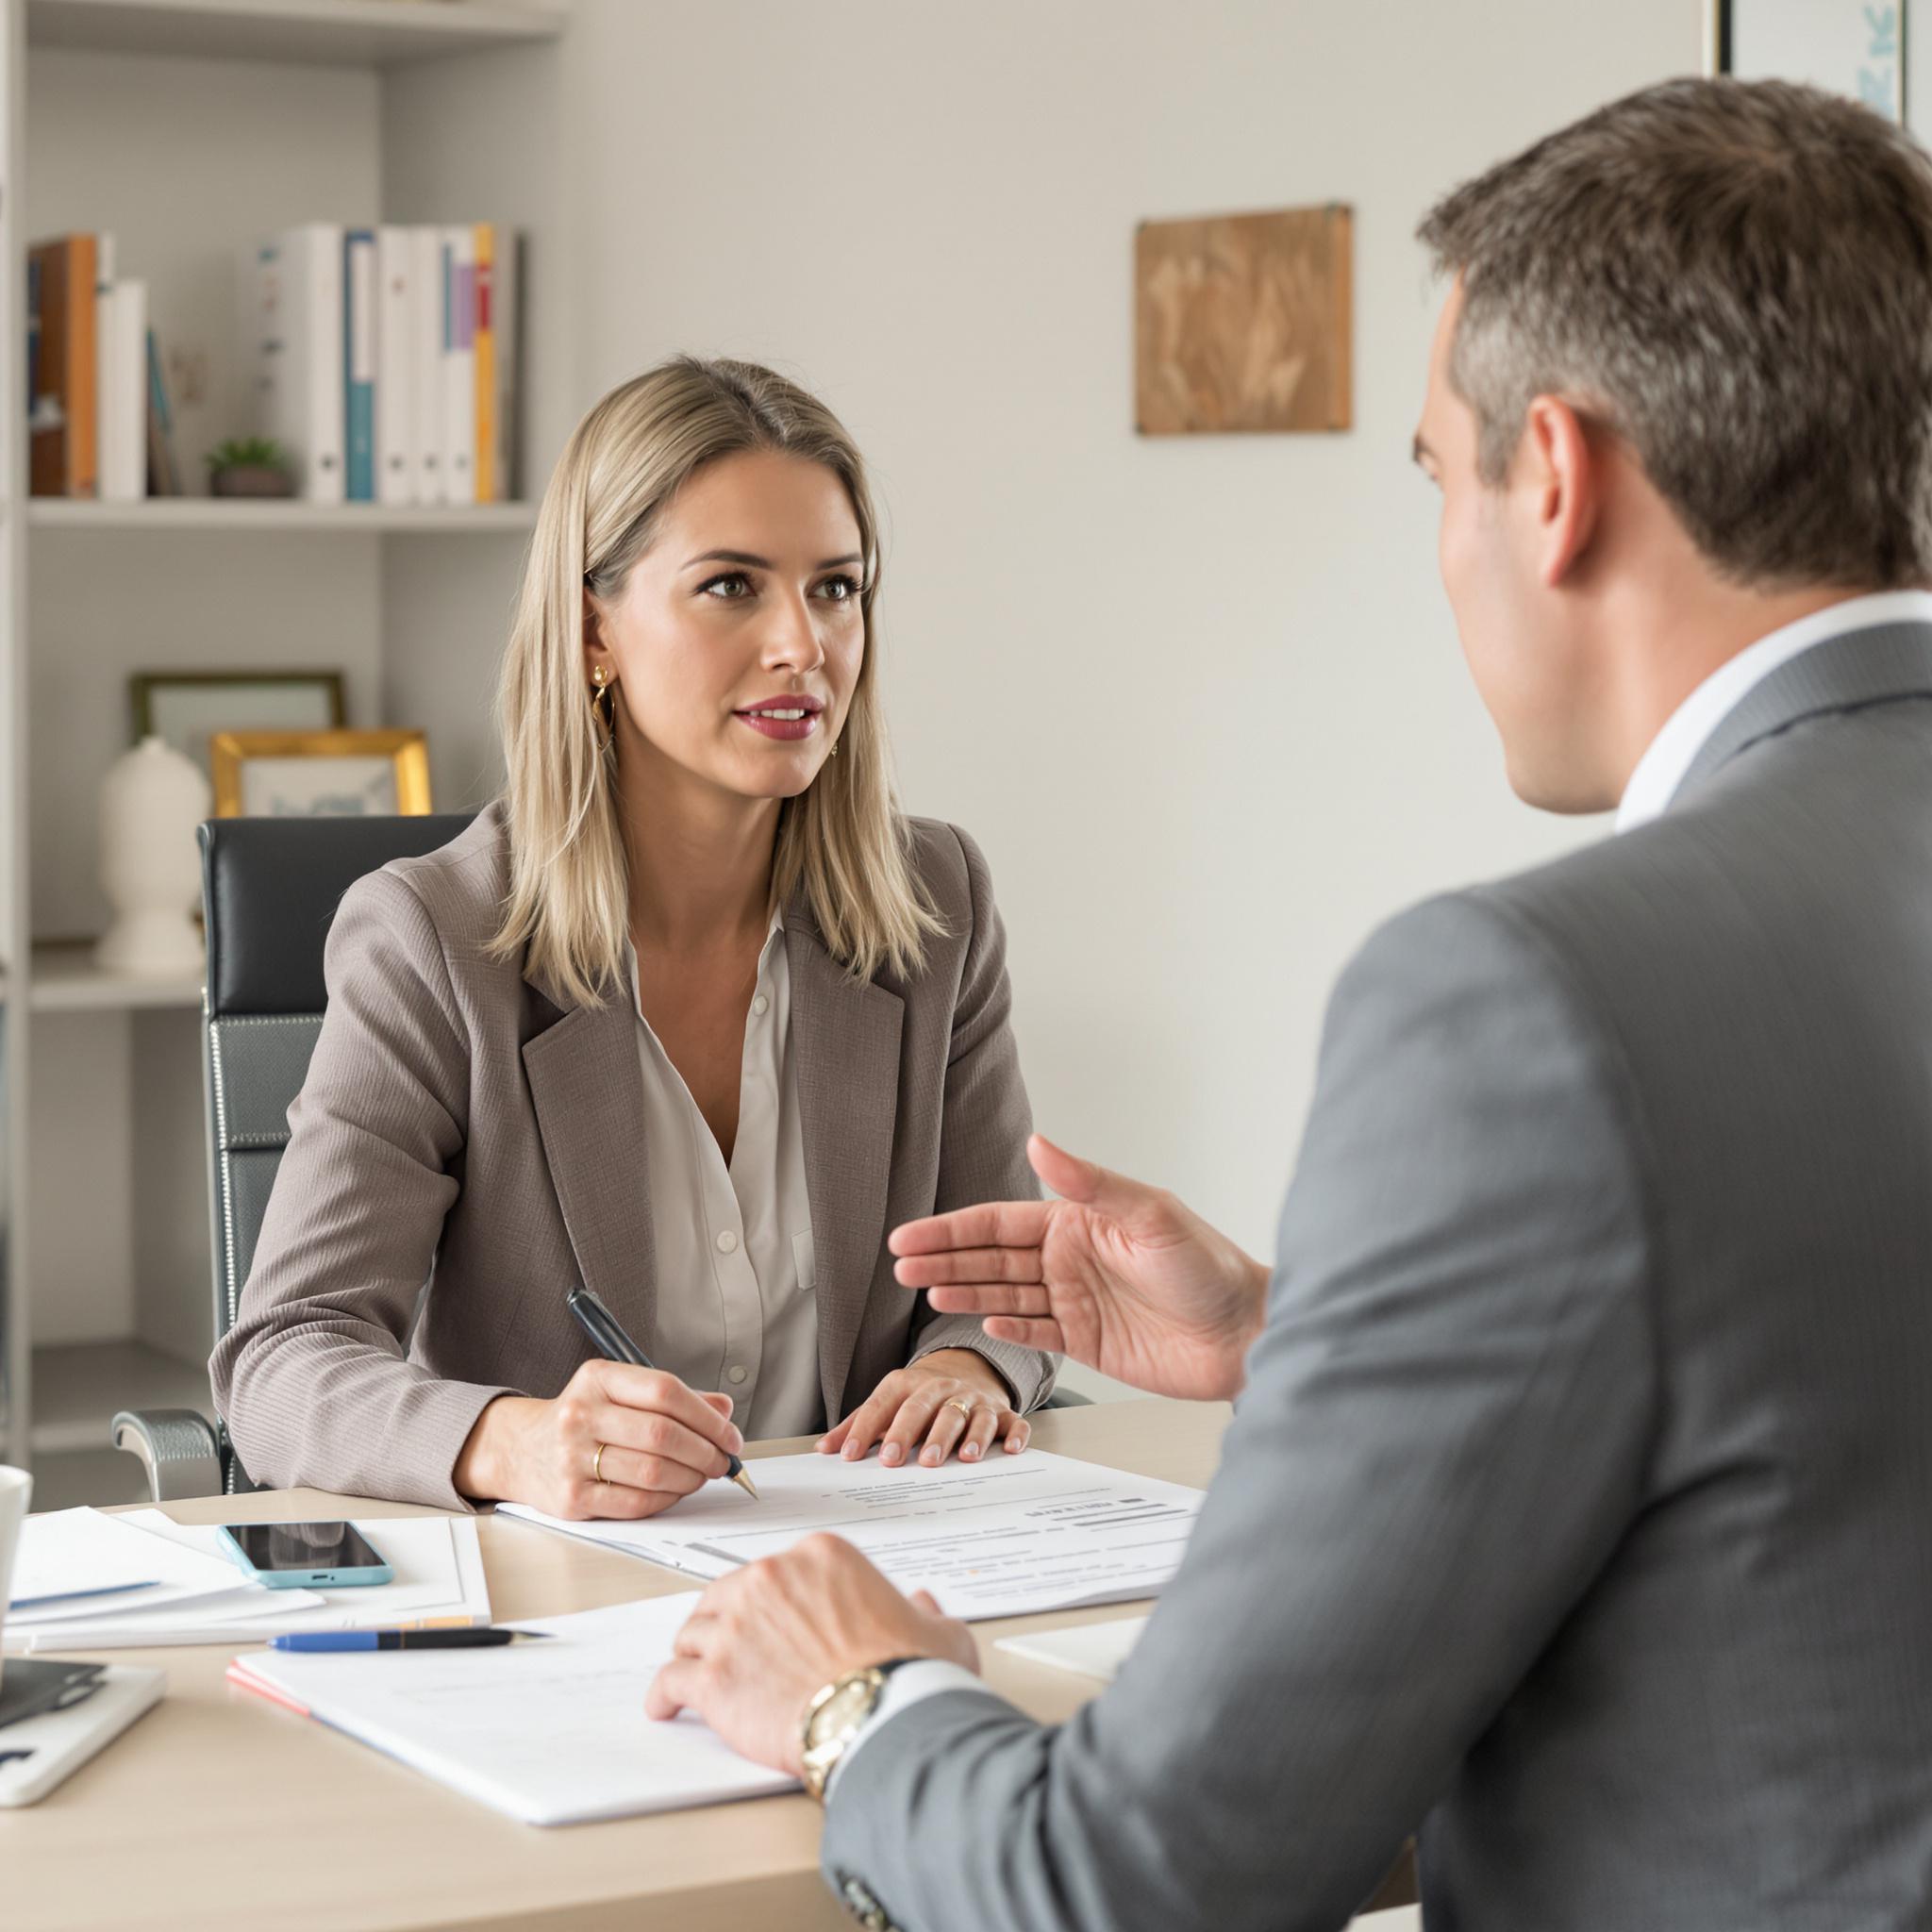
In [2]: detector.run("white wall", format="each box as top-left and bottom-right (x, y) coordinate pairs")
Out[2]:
(555, 0), (1701, 1262)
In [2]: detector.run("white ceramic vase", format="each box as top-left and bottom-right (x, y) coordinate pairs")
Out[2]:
(95, 735), (209, 978)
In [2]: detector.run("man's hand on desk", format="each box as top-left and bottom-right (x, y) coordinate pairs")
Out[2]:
(645, 1535), (975, 1774)
(453, 1360), (744, 1519)
(890, 1132), (1271, 1403)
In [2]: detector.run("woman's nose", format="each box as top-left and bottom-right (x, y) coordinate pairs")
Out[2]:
(762, 591), (825, 671)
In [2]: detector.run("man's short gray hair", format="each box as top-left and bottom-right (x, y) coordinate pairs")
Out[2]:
(1418, 77), (1932, 590)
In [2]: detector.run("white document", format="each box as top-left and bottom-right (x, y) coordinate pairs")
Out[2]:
(8, 1508), (250, 1627)
(499, 1450), (1203, 1622)
(997, 1613), (1148, 1682)
(11, 1515), (488, 1650)
(230, 1592), (795, 1825)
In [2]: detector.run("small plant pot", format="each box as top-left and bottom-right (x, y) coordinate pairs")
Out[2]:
(209, 463), (293, 498)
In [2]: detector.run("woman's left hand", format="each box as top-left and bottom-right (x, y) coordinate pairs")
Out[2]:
(816, 1349), (1029, 1467)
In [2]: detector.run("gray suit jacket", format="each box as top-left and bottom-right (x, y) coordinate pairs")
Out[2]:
(822, 624), (1932, 1930)
(209, 806), (1054, 1510)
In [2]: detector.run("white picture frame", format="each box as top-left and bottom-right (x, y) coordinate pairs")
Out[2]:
(1712, 0), (1906, 124)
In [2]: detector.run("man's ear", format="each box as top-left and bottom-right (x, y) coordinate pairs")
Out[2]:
(1521, 395), (1601, 588)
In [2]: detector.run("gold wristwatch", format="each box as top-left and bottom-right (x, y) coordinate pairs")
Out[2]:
(800, 1657), (922, 1802)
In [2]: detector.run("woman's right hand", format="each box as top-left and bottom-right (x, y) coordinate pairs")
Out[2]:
(454, 1360), (743, 1519)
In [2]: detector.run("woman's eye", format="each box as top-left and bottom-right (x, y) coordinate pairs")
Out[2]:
(816, 574), (862, 602)
(699, 573), (752, 600)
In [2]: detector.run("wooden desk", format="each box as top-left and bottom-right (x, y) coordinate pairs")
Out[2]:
(7, 1399), (1236, 1932)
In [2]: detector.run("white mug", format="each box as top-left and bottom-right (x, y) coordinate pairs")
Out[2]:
(0, 1464), (33, 1696)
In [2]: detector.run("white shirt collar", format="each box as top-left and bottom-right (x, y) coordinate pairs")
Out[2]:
(1615, 589), (1932, 833)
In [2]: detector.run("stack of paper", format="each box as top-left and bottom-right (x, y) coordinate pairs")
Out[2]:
(6, 1511), (489, 1652)
(499, 1449), (1204, 1622)
(229, 1593), (794, 1825)
(8, 1507), (275, 1640)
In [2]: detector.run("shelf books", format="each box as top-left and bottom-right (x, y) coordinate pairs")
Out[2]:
(27, 234), (98, 497)
(28, 232), (153, 502)
(252, 222), (521, 507)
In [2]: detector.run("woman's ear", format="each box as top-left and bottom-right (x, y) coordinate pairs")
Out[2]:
(581, 593), (615, 688)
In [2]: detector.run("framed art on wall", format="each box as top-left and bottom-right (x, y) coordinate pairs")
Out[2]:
(130, 670), (347, 779)
(1134, 204), (1354, 436)
(1712, 0), (1905, 121)
(209, 729), (432, 818)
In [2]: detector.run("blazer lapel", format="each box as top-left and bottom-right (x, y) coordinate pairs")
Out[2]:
(521, 975), (657, 1343)
(787, 914), (903, 1423)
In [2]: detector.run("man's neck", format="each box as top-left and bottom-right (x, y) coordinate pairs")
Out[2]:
(1599, 579), (1883, 801)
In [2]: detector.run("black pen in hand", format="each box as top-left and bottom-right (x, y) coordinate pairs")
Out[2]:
(566, 1285), (760, 1500)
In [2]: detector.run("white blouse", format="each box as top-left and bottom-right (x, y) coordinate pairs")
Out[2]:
(625, 917), (823, 1440)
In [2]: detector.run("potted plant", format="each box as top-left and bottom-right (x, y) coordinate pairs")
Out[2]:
(205, 437), (293, 498)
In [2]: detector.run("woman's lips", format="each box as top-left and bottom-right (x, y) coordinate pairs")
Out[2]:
(735, 705), (821, 741)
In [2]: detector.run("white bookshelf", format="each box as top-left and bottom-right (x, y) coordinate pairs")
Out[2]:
(27, 0), (565, 68)
(29, 497), (539, 531)
(0, 0), (575, 1485)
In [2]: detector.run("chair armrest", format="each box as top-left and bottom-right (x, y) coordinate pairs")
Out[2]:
(110, 1408), (225, 1502)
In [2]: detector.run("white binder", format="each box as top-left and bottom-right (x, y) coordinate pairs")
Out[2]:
(408, 225), (445, 505)
(257, 223), (344, 504)
(375, 226), (414, 507)
(440, 224), (476, 507)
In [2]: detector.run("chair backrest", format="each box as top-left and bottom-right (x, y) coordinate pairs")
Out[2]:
(200, 815), (474, 1484)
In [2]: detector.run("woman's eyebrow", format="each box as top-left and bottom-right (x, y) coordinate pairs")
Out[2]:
(681, 549), (863, 572)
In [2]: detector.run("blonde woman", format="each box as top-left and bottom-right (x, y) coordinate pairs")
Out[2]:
(211, 358), (1055, 1516)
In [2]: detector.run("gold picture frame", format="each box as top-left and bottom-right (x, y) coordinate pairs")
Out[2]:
(210, 729), (433, 819)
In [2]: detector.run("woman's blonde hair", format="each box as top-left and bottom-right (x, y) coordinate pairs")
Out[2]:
(491, 357), (941, 1008)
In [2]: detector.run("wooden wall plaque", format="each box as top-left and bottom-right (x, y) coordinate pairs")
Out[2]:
(1135, 204), (1353, 435)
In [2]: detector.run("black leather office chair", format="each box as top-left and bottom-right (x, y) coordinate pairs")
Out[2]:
(111, 814), (475, 1501)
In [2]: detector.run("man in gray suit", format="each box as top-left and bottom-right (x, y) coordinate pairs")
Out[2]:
(645, 77), (1932, 1929)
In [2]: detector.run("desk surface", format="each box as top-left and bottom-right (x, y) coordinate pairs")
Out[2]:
(5, 1398), (1236, 1932)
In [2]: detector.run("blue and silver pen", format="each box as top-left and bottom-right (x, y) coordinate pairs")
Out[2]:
(267, 1628), (551, 1653)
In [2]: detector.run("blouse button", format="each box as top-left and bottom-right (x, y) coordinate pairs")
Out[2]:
(752, 994), (770, 1018)
(716, 1230), (739, 1255)
(727, 1365), (748, 1385)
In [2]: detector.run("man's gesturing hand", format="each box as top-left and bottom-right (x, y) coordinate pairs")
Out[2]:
(645, 1535), (976, 1774)
(889, 1134), (1271, 1403)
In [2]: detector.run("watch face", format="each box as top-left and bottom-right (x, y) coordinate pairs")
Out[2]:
(812, 1674), (880, 1743)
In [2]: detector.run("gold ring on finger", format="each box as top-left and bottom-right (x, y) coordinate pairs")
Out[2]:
(592, 1441), (608, 1484)
(943, 1397), (975, 1420)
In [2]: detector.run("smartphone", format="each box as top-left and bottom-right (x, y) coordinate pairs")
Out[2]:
(217, 1521), (393, 1590)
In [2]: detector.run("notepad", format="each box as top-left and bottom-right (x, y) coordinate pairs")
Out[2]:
(498, 1449), (1204, 1621)
(228, 1593), (795, 1825)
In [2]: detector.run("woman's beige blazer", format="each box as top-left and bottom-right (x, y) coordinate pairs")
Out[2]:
(209, 805), (1055, 1508)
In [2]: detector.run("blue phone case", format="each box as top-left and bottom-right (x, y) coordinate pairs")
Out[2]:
(216, 1524), (394, 1590)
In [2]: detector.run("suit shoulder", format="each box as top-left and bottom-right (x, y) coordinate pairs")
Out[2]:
(901, 815), (990, 926)
(336, 795), (509, 974)
(363, 800), (512, 957)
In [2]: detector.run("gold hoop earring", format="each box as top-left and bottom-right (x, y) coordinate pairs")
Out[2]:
(590, 663), (615, 737)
